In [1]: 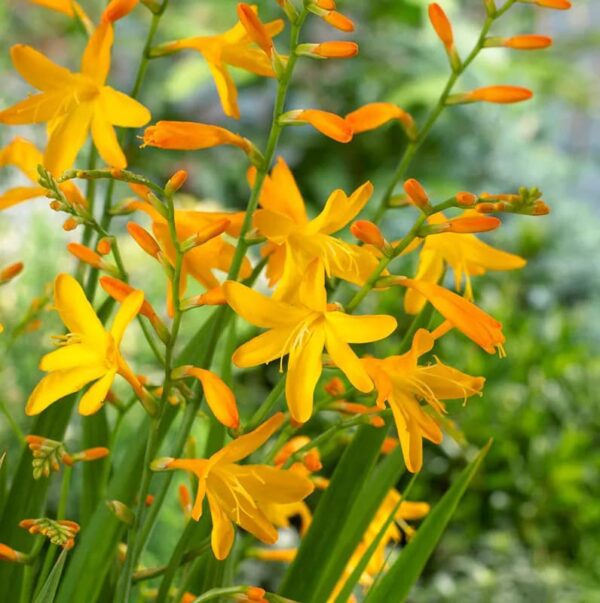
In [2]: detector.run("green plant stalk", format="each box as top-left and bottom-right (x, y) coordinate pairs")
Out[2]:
(372, 0), (517, 223)
(18, 536), (44, 603)
(0, 397), (25, 443)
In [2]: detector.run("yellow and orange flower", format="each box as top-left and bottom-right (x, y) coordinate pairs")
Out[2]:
(224, 261), (397, 423)
(151, 413), (314, 560)
(363, 329), (484, 472)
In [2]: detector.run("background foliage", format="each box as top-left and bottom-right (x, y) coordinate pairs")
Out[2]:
(1, 0), (599, 600)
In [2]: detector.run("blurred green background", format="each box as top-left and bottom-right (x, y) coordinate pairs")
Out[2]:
(1, 0), (599, 601)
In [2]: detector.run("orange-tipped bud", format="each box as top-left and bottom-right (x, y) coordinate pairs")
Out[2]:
(99, 277), (153, 320)
(274, 436), (311, 467)
(532, 200), (550, 215)
(62, 217), (80, 231)
(381, 437), (399, 454)
(0, 543), (28, 563)
(178, 484), (192, 515)
(322, 11), (354, 32)
(403, 179), (430, 210)
(282, 109), (353, 143)
(246, 587), (267, 601)
(181, 219), (230, 252)
(455, 191), (478, 206)
(96, 238), (112, 256)
(106, 500), (135, 525)
(370, 416), (386, 428)
(298, 41), (359, 59)
(80, 447), (110, 462)
(346, 102), (416, 138)
(165, 170), (188, 195)
(102, 0), (138, 22)
(127, 222), (161, 258)
(530, 0), (571, 9)
(172, 366), (239, 429)
(316, 0), (336, 8)
(428, 3), (454, 49)
(475, 202), (497, 214)
(67, 243), (104, 270)
(0, 261), (23, 284)
(238, 4), (274, 57)
(461, 85), (534, 104)
(443, 215), (501, 233)
(143, 122), (254, 155)
(350, 220), (386, 249)
(324, 376), (345, 396)
(145, 494), (154, 506)
(501, 35), (552, 50)
(303, 449), (323, 472)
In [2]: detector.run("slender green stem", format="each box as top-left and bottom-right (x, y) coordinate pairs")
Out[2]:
(155, 520), (195, 602)
(0, 398), (24, 443)
(372, 0), (517, 221)
(245, 377), (286, 433)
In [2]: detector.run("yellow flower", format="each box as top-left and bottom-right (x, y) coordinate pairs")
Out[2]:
(0, 23), (150, 174)
(152, 413), (314, 560)
(156, 6), (284, 119)
(0, 138), (85, 210)
(363, 329), (484, 472)
(250, 157), (379, 301)
(130, 200), (252, 305)
(404, 212), (526, 314)
(224, 261), (397, 423)
(26, 273), (144, 416)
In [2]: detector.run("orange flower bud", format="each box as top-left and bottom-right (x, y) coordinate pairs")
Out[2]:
(102, 0), (138, 23)
(322, 11), (354, 32)
(127, 222), (161, 258)
(466, 85), (533, 104)
(532, 0), (571, 9)
(80, 447), (110, 462)
(350, 220), (386, 248)
(0, 543), (27, 563)
(165, 169), (188, 195)
(443, 215), (501, 233)
(324, 376), (345, 396)
(308, 41), (358, 58)
(428, 3), (454, 49)
(274, 436), (311, 467)
(238, 3), (274, 57)
(145, 494), (154, 506)
(67, 243), (104, 269)
(303, 449), (323, 472)
(0, 261), (23, 283)
(455, 191), (477, 206)
(346, 102), (416, 138)
(246, 587), (267, 601)
(403, 178), (430, 209)
(316, 0), (336, 8)
(99, 277), (154, 320)
(62, 217), (80, 231)
(475, 202), (497, 214)
(283, 109), (353, 143)
(173, 366), (239, 429)
(381, 437), (399, 454)
(503, 35), (552, 50)
(532, 200), (550, 215)
(370, 416), (386, 428)
(143, 122), (253, 154)
(96, 238), (112, 256)
(178, 484), (192, 515)
(181, 219), (230, 252)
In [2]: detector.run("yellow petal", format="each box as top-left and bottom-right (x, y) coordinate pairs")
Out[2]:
(206, 60), (240, 119)
(44, 102), (94, 175)
(207, 491), (235, 560)
(222, 45), (276, 77)
(191, 477), (207, 521)
(297, 259), (327, 313)
(254, 209), (297, 244)
(211, 412), (284, 466)
(187, 367), (240, 429)
(81, 21), (113, 85)
(110, 290), (144, 346)
(232, 327), (295, 367)
(417, 362), (485, 400)
(91, 113), (126, 169)
(398, 501), (430, 521)
(223, 281), (307, 328)
(10, 44), (74, 91)
(99, 87), (151, 127)
(54, 274), (108, 346)
(307, 181), (373, 235)
(78, 370), (116, 415)
(0, 92), (70, 125)
(325, 312), (397, 343)
(404, 248), (444, 315)
(25, 365), (107, 415)
(0, 137), (44, 182)
(286, 326), (326, 423)
(231, 465), (314, 504)
(0, 187), (46, 210)
(39, 345), (102, 371)
(389, 400), (424, 473)
(325, 325), (373, 393)
(459, 235), (527, 271)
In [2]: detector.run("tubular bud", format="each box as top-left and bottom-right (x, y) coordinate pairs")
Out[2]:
(127, 222), (161, 258)
(0, 261), (23, 284)
(346, 102), (417, 139)
(0, 544), (28, 564)
(165, 169), (188, 195)
(485, 35), (552, 50)
(180, 219), (231, 252)
(280, 109), (353, 143)
(106, 500), (135, 526)
(429, 3), (461, 70)
(297, 41), (359, 59)
(350, 220), (387, 250)
(102, 0), (138, 22)
(322, 11), (354, 32)
(96, 238), (112, 255)
(443, 215), (502, 233)
(181, 286), (227, 310)
(525, 0), (571, 9)
(67, 243), (116, 273)
(324, 376), (345, 396)
(448, 86), (534, 104)
(62, 217), (81, 231)
(455, 191), (478, 206)
(403, 178), (431, 211)
(238, 3), (274, 57)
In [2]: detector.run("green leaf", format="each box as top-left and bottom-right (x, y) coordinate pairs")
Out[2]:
(279, 423), (390, 601)
(33, 548), (68, 603)
(364, 440), (492, 603)
(0, 451), (7, 519)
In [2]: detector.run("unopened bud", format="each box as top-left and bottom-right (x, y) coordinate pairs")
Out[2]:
(106, 500), (134, 526)
(475, 202), (498, 214)
(324, 376), (345, 396)
(526, 0), (571, 10)
(96, 238), (112, 255)
(127, 222), (161, 258)
(350, 220), (387, 250)
(443, 216), (501, 233)
(245, 587), (267, 601)
(180, 219), (230, 253)
(62, 217), (81, 231)
(370, 416), (386, 428)
(238, 3), (274, 57)
(403, 179), (431, 211)
(322, 10), (354, 32)
(455, 191), (478, 206)
(0, 262), (23, 284)
(150, 457), (174, 471)
(67, 243), (116, 273)
(165, 169), (188, 195)
(303, 449), (322, 472)
(181, 286), (227, 310)
(532, 200), (550, 215)
(297, 41), (358, 59)
(0, 543), (28, 564)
